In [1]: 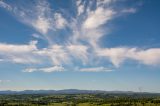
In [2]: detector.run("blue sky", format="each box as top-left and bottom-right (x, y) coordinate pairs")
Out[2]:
(0, 0), (160, 92)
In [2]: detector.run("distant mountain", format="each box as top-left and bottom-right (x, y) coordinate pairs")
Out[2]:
(0, 89), (158, 95)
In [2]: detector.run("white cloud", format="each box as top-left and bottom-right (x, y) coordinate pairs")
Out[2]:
(67, 45), (88, 64)
(0, 41), (41, 64)
(0, 0), (12, 10)
(83, 7), (115, 29)
(1, 40), (160, 69)
(97, 48), (129, 67)
(32, 33), (43, 39)
(128, 48), (160, 65)
(36, 44), (88, 66)
(23, 66), (64, 73)
(2, 0), (157, 72)
(97, 48), (160, 67)
(0, 1), (52, 35)
(2, 0), (68, 36)
(0, 41), (37, 53)
(26, 1), (52, 35)
(80, 67), (113, 72)
(1, 0), (135, 49)
(70, 0), (116, 49)
(97, 0), (113, 6)
(0, 40), (89, 66)
(33, 16), (51, 34)
(121, 8), (137, 13)
(54, 13), (67, 29)
(76, 0), (85, 16)
(0, 0), (69, 45)
(78, 4), (84, 16)
(36, 45), (70, 65)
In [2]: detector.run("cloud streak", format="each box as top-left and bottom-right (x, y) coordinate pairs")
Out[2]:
(23, 66), (64, 73)
(80, 67), (113, 72)
(0, 0), (11, 10)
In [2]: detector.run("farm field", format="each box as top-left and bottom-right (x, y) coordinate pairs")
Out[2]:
(0, 93), (160, 106)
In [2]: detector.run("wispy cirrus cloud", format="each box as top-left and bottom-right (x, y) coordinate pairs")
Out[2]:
(36, 45), (72, 66)
(97, 48), (160, 67)
(0, 41), (89, 66)
(83, 7), (115, 29)
(54, 13), (68, 29)
(16, 0), (52, 35)
(23, 66), (64, 73)
(0, 0), (11, 10)
(35, 44), (88, 66)
(70, 0), (116, 48)
(0, 41), (41, 64)
(0, 0), (159, 73)
(79, 67), (113, 72)
(121, 8), (137, 13)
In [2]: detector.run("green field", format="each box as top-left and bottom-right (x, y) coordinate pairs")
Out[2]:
(0, 93), (160, 106)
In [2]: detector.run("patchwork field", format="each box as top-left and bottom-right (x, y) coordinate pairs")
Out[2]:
(0, 93), (160, 106)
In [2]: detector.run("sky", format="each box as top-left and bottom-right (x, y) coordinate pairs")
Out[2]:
(0, 0), (160, 92)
